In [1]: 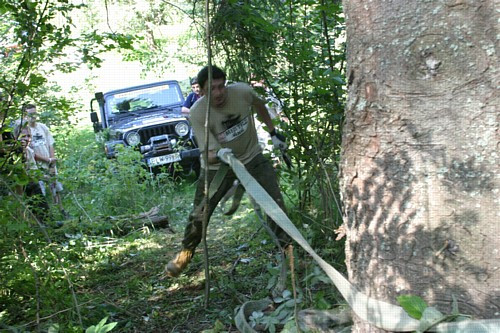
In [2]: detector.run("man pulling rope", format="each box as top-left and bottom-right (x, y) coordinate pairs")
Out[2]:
(165, 65), (291, 277)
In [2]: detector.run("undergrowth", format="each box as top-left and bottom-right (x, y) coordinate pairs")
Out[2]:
(0, 126), (346, 332)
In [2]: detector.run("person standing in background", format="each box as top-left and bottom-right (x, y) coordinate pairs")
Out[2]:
(181, 77), (201, 116)
(14, 123), (50, 224)
(24, 104), (69, 220)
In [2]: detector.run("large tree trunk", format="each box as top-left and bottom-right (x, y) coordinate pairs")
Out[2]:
(339, 1), (499, 331)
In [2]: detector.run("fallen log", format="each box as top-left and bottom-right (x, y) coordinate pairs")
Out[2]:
(104, 206), (175, 235)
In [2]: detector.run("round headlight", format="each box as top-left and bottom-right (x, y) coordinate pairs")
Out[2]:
(125, 131), (140, 146)
(175, 122), (189, 137)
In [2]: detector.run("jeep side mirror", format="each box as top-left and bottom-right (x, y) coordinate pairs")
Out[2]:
(95, 92), (104, 107)
(90, 111), (102, 133)
(90, 111), (99, 123)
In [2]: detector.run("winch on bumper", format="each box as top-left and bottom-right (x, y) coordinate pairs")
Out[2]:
(140, 134), (200, 168)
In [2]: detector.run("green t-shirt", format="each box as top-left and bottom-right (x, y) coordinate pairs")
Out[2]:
(190, 82), (266, 170)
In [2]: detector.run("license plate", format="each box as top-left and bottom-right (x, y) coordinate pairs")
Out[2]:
(147, 153), (181, 167)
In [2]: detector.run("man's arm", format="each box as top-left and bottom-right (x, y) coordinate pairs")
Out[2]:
(34, 152), (56, 164)
(254, 98), (288, 151)
(206, 150), (219, 165)
(182, 93), (194, 115)
(254, 100), (275, 133)
(189, 106), (221, 166)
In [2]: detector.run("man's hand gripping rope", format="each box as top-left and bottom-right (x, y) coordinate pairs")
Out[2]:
(270, 129), (292, 169)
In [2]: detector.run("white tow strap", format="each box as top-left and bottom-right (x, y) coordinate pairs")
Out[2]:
(218, 151), (500, 332)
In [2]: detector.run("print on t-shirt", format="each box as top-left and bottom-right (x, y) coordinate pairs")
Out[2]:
(217, 115), (250, 143)
(31, 132), (46, 148)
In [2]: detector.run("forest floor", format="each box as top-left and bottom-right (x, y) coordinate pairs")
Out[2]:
(53, 189), (344, 332)
(81, 196), (279, 332)
(25, 186), (341, 333)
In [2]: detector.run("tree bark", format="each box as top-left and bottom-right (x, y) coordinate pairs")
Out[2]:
(340, 0), (499, 331)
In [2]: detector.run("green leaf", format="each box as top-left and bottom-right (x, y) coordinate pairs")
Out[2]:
(282, 290), (292, 299)
(28, 73), (47, 87)
(316, 294), (331, 310)
(85, 317), (117, 333)
(274, 296), (284, 303)
(96, 317), (107, 330)
(281, 320), (298, 333)
(26, 0), (37, 10)
(397, 295), (428, 319)
(47, 323), (60, 333)
(6, 222), (29, 232)
(99, 322), (117, 333)
(283, 298), (298, 307)
(417, 306), (446, 333)
(213, 319), (225, 332)
(250, 311), (264, 320)
(332, 76), (345, 85)
(85, 327), (96, 333)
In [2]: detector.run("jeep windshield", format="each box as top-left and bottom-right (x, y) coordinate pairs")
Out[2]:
(105, 83), (183, 117)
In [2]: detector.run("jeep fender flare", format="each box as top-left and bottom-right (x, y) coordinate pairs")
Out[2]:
(104, 140), (125, 158)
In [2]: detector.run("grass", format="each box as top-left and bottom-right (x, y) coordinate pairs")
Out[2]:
(0, 126), (346, 332)
(54, 199), (293, 332)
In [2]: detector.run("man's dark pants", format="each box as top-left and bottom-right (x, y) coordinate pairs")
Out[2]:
(182, 153), (290, 251)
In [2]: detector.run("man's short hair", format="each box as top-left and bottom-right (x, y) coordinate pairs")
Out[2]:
(197, 65), (226, 89)
(22, 103), (36, 112)
(190, 77), (198, 86)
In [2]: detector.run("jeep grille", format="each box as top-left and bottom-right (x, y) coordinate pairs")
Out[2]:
(138, 124), (178, 144)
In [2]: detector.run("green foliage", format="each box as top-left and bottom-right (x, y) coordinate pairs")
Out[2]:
(85, 317), (117, 333)
(0, 118), (345, 330)
(248, 290), (301, 333)
(0, 0), (138, 191)
(89, 0), (204, 75)
(397, 294), (471, 333)
(0, 125), (195, 331)
(207, 0), (346, 249)
(201, 319), (227, 333)
(397, 294), (428, 320)
(304, 266), (332, 287)
(1, 1), (349, 331)
(417, 307), (446, 333)
(59, 127), (182, 218)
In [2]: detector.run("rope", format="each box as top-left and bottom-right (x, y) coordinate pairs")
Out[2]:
(215, 151), (500, 333)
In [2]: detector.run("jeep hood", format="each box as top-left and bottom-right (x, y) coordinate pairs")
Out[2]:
(109, 110), (185, 131)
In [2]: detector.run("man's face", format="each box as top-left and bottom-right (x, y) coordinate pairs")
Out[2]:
(26, 107), (37, 125)
(202, 78), (227, 108)
(191, 83), (200, 95)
